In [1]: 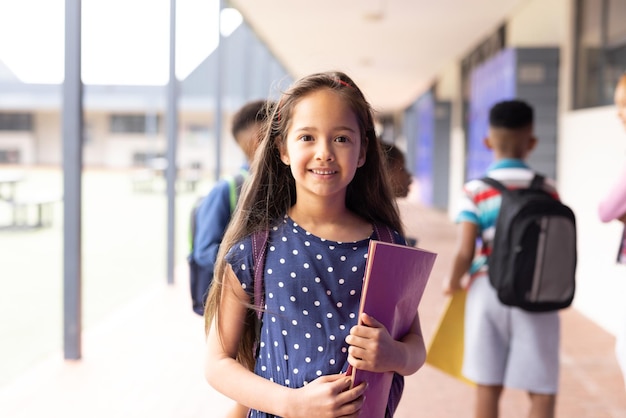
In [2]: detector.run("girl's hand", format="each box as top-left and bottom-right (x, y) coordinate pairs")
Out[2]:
(345, 313), (398, 373)
(285, 374), (365, 418)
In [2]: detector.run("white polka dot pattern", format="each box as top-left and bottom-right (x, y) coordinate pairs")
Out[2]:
(224, 216), (402, 418)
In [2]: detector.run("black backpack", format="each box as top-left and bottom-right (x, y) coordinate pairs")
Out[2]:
(188, 171), (247, 315)
(481, 174), (577, 312)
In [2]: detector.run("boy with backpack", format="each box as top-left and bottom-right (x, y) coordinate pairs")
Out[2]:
(189, 100), (273, 316)
(443, 100), (570, 418)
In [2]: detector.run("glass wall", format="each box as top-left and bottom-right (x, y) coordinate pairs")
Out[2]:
(574, 0), (626, 108)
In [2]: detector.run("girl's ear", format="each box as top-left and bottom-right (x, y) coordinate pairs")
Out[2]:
(276, 136), (289, 165)
(357, 153), (366, 167)
(357, 138), (368, 167)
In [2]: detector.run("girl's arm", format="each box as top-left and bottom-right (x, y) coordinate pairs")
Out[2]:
(396, 313), (426, 376)
(346, 310), (425, 377)
(205, 265), (288, 414)
(599, 165), (626, 222)
(205, 265), (367, 418)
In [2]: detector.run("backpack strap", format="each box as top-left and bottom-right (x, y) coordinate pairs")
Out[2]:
(482, 174), (545, 193)
(251, 229), (269, 317)
(188, 196), (204, 253)
(529, 173), (545, 189)
(372, 222), (395, 243)
(481, 176), (507, 193)
(227, 169), (249, 214)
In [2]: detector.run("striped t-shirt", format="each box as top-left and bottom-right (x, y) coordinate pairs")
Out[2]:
(455, 158), (559, 278)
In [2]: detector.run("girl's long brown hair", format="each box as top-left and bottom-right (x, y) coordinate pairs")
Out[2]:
(204, 71), (404, 370)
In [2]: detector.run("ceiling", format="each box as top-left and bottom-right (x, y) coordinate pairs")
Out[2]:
(229, 0), (528, 113)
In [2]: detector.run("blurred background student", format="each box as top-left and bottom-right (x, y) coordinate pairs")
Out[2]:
(381, 140), (417, 246)
(189, 100), (273, 315)
(381, 140), (412, 199)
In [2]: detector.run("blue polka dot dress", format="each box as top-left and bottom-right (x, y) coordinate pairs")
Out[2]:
(225, 216), (404, 418)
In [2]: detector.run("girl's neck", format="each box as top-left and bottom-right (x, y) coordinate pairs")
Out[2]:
(288, 201), (372, 242)
(289, 203), (346, 225)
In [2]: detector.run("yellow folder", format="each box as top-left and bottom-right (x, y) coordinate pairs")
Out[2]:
(425, 290), (474, 385)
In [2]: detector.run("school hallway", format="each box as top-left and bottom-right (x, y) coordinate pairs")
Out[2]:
(0, 196), (625, 418)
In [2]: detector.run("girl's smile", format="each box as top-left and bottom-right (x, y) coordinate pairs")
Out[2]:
(309, 168), (338, 176)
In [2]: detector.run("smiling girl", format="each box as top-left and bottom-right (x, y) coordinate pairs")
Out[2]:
(204, 71), (426, 418)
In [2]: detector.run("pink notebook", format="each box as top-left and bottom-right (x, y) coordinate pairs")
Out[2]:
(348, 240), (436, 418)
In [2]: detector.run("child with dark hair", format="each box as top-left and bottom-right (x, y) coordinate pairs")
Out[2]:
(190, 100), (273, 315)
(204, 71), (426, 417)
(443, 99), (560, 418)
(381, 140), (418, 247)
(489, 99), (534, 128)
(381, 141), (412, 199)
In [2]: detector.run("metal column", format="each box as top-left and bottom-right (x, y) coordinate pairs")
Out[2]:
(166, 0), (178, 285)
(214, 0), (224, 181)
(63, 0), (83, 360)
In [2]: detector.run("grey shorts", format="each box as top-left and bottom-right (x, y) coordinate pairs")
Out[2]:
(462, 275), (560, 394)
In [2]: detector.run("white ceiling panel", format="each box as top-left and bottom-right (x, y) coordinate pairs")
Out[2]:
(229, 0), (528, 112)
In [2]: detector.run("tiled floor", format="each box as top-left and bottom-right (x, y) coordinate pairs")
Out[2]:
(0, 198), (625, 417)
